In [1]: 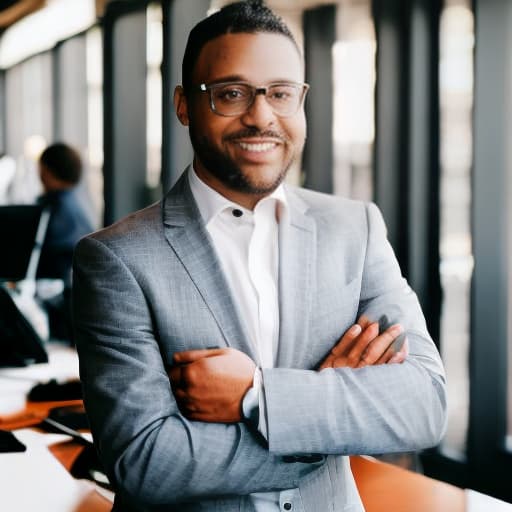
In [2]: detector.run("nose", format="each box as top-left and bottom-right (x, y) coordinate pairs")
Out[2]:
(240, 93), (276, 129)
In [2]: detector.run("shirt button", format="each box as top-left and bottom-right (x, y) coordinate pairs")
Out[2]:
(232, 208), (243, 217)
(283, 503), (292, 511)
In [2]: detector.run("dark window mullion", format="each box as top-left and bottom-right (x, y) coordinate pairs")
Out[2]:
(303, 4), (335, 194)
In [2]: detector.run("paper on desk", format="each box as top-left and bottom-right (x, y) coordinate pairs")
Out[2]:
(466, 489), (512, 511)
(0, 429), (97, 512)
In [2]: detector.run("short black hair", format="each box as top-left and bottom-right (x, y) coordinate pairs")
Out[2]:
(182, 0), (299, 95)
(39, 143), (82, 185)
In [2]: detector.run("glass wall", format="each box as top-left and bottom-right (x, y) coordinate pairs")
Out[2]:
(333, 0), (375, 201)
(5, 52), (53, 203)
(146, 2), (163, 193)
(438, 0), (474, 458)
(86, 26), (104, 227)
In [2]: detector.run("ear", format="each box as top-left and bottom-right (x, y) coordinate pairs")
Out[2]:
(174, 86), (190, 126)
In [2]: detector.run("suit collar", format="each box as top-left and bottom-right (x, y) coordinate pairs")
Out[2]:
(162, 169), (199, 228)
(276, 186), (317, 367)
(162, 171), (317, 368)
(161, 171), (256, 359)
(282, 184), (314, 232)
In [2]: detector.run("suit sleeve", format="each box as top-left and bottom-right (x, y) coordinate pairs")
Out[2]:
(261, 202), (447, 456)
(72, 236), (320, 508)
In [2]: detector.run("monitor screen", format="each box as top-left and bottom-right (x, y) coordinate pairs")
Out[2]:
(0, 205), (43, 282)
(0, 286), (47, 366)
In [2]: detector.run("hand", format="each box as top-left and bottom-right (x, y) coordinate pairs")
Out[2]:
(169, 347), (256, 423)
(318, 316), (408, 370)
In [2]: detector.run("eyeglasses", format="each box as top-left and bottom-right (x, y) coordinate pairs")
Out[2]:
(197, 81), (309, 117)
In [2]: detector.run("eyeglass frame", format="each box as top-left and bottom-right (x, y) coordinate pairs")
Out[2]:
(196, 81), (310, 118)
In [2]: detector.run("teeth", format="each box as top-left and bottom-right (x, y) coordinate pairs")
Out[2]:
(237, 142), (277, 152)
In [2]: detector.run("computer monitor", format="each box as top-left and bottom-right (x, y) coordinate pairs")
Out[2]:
(0, 205), (44, 282)
(0, 205), (48, 366)
(0, 286), (48, 366)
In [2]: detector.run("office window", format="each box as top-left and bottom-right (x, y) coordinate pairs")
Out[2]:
(146, 2), (163, 193)
(438, 0), (474, 457)
(86, 26), (104, 227)
(333, 0), (375, 201)
(4, 52), (53, 203)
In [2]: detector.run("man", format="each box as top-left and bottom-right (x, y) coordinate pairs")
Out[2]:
(37, 142), (93, 340)
(72, 2), (446, 511)
(37, 142), (93, 285)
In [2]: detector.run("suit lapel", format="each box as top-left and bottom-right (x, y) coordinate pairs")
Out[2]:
(276, 187), (317, 368)
(161, 172), (256, 360)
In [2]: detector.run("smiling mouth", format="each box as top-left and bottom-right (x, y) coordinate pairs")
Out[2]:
(235, 141), (279, 152)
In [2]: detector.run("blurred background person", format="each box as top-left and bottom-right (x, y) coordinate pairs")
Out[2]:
(36, 142), (94, 341)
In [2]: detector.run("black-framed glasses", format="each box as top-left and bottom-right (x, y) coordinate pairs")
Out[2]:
(198, 81), (309, 117)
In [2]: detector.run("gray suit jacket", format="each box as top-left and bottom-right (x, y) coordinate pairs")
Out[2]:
(72, 171), (447, 511)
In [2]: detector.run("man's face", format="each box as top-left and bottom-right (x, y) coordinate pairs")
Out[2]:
(175, 32), (306, 208)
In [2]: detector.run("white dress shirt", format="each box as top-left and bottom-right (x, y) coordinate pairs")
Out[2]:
(188, 167), (303, 512)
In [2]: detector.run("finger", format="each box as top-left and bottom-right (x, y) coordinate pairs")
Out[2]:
(358, 324), (403, 367)
(374, 341), (397, 364)
(374, 332), (406, 364)
(318, 356), (334, 370)
(332, 358), (350, 368)
(344, 322), (379, 366)
(173, 348), (226, 364)
(388, 337), (409, 364)
(356, 315), (372, 329)
(330, 324), (362, 357)
(389, 332), (406, 353)
(387, 352), (405, 364)
(319, 323), (363, 369)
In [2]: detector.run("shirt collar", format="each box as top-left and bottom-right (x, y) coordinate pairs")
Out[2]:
(188, 165), (288, 227)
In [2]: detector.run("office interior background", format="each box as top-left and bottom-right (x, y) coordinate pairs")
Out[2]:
(0, 0), (511, 504)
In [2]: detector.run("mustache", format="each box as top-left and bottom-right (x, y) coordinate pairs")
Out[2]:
(224, 128), (288, 142)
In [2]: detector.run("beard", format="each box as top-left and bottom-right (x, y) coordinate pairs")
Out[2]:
(188, 123), (292, 195)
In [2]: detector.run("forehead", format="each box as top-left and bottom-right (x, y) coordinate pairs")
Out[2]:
(193, 32), (303, 85)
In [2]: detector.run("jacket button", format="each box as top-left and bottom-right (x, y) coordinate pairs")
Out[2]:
(283, 503), (292, 511)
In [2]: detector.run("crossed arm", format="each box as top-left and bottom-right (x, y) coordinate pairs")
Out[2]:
(73, 203), (446, 506)
(169, 317), (409, 423)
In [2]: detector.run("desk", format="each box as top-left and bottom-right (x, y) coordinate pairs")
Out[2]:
(1, 345), (510, 511)
(351, 456), (512, 511)
(351, 455), (465, 511)
(0, 428), (111, 512)
(0, 343), (111, 512)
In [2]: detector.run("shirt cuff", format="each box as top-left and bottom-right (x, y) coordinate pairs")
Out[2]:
(242, 367), (269, 440)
